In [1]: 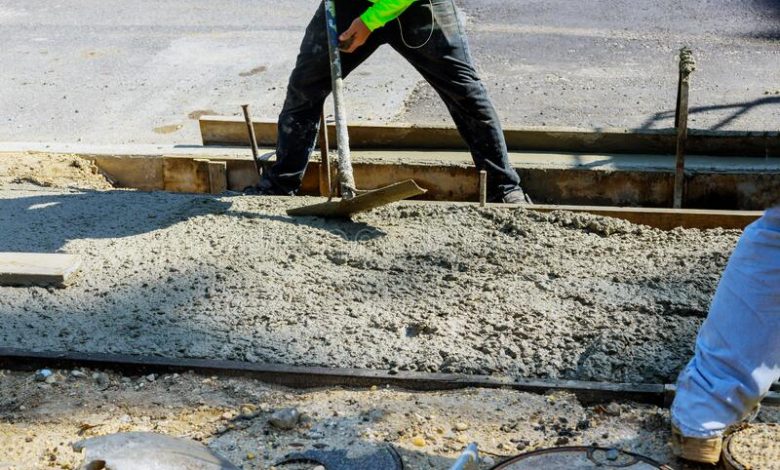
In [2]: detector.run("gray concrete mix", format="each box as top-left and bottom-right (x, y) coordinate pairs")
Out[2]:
(0, 184), (740, 384)
(1, 0), (778, 147)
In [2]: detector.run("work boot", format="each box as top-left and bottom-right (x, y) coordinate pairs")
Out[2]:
(243, 177), (285, 196)
(242, 184), (275, 195)
(670, 425), (722, 465)
(502, 188), (533, 205)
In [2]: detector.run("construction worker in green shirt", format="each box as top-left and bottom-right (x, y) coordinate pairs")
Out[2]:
(256, 0), (532, 204)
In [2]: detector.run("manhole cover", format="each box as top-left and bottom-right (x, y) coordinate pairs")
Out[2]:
(490, 446), (672, 469)
(723, 424), (780, 470)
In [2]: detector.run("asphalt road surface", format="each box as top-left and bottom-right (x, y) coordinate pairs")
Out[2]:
(1, 1), (778, 146)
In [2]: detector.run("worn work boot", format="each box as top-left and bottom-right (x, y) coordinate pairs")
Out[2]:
(502, 188), (533, 205)
(670, 425), (722, 465)
(242, 184), (275, 195)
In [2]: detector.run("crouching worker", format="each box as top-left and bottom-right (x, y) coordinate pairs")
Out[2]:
(670, 207), (780, 464)
(254, 0), (531, 204)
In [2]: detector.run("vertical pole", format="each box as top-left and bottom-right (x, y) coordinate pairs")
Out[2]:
(674, 48), (695, 209)
(241, 104), (262, 180)
(318, 111), (333, 197)
(324, 0), (356, 199)
(479, 170), (487, 207)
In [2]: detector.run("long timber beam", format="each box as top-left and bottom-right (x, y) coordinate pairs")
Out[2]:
(199, 116), (780, 158)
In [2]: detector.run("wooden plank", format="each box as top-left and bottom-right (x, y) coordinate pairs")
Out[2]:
(199, 116), (780, 157)
(163, 157), (210, 193)
(0, 253), (81, 287)
(0, 348), (666, 406)
(207, 160), (227, 194)
(406, 201), (763, 231)
(86, 153), (766, 226)
(526, 204), (762, 231)
(83, 154), (164, 191)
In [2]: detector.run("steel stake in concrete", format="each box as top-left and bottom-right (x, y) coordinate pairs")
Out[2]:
(674, 48), (696, 209)
(318, 111), (333, 197)
(240, 104), (262, 180)
(479, 170), (487, 207)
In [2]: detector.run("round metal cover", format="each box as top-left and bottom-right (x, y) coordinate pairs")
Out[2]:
(490, 446), (672, 470)
(722, 423), (780, 470)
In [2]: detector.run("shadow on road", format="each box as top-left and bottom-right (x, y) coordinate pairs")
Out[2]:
(640, 96), (780, 131)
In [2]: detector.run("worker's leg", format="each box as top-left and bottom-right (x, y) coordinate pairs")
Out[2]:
(262, 0), (383, 194)
(672, 207), (780, 440)
(386, 0), (522, 201)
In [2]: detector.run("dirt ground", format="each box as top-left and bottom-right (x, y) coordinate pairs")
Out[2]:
(3, 368), (778, 470)
(0, 153), (742, 384)
(0, 153), (114, 191)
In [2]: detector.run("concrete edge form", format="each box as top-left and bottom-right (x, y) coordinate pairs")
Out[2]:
(0, 348), (665, 406)
(1, 149), (766, 227)
(1, 349), (776, 407)
(77, 151), (777, 212)
(199, 116), (780, 157)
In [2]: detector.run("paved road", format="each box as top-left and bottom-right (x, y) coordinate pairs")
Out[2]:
(1, 1), (778, 146)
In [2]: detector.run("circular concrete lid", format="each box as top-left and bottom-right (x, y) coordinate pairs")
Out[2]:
(490, 446), (672, 470)
(723, 424), (780, 470)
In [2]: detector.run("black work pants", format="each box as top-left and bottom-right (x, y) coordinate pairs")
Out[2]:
(264, 0), (522, 201)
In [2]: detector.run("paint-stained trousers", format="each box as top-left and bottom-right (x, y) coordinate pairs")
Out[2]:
(261, 0), (522, 200)
(671, 207), (780, 438)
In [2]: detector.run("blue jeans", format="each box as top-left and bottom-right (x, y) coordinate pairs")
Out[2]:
(672, 207), (780, 437)
(262, 0), (522, 201)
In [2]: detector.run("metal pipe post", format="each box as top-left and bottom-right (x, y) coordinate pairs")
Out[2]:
(479, 170), (487, 207)
(318, 111), (333, 197)
(674, 47), (695, 209)
(241, 104), (262, 180)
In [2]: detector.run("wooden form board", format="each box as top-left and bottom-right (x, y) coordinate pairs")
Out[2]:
(199, 116), (780, 157)
(0, 253), (82, 287)
(85, 154), (765, 229)
(162, 157), (227, 194)
(525, 204), (763, 231)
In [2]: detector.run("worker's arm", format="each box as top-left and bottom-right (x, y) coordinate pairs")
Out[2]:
(339, 0), (416, 53)
(361, 0), (416, 31)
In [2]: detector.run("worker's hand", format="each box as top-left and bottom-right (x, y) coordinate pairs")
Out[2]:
(339, 17), (371, 53)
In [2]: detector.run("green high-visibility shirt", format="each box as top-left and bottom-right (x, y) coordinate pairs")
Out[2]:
(361, 0), (416, 31)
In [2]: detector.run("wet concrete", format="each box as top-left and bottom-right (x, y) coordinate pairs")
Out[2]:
(0, 184), (741, 384)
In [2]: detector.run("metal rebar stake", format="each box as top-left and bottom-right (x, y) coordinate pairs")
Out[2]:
(241, 104), (262, 181)
(479, 170), (487, 207)
(318, 111), (333, 198)
(673, 47), (695, 209)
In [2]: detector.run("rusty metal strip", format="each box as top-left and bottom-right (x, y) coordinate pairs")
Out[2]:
(1, 349), (777, 406)
(0, 348), (664, 406)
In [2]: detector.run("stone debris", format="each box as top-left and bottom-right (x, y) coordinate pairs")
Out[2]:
(268, 407), (301, 431)
(92, 372), (110, 389)
(34, 369), (53, 382)
(73, 432), (238, 470)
